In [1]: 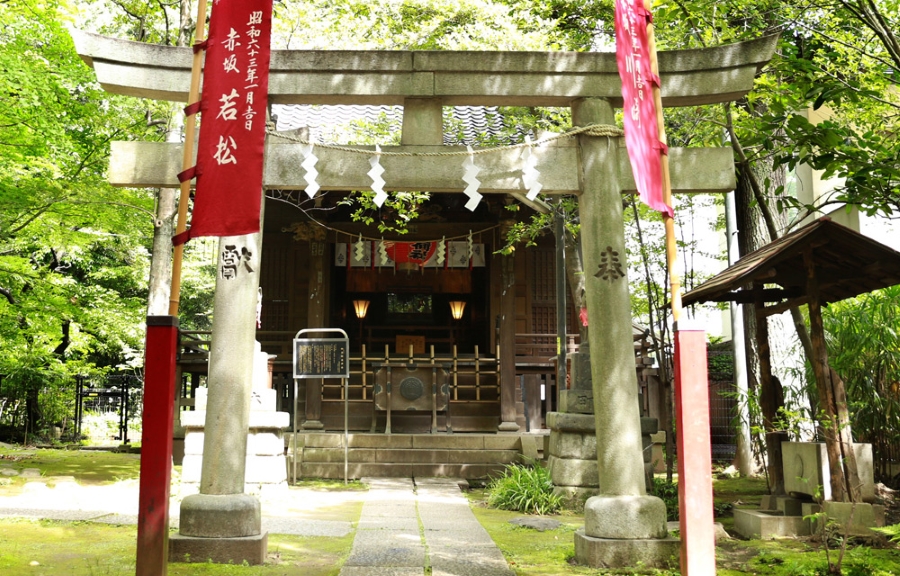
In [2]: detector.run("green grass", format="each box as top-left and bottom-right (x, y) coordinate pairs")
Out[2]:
(486, 462), (562, 515)
(467, 477), (900, 575)
(0, 518), (353, 576)
(2, 446), (899, 575)
(0, 446), (141, 496)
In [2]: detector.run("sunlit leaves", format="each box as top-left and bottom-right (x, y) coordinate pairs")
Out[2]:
(0, 0), (156, 412)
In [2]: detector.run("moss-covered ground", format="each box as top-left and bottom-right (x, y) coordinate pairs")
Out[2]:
(1, 445), (899, 575)
(0, 518), (353, 576)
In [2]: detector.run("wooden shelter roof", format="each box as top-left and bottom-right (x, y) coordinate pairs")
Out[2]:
(682, 217), (900, 309)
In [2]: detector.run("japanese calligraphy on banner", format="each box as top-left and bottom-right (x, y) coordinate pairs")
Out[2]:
(190, 0), (273, 238)
(614, 0), (673, 217)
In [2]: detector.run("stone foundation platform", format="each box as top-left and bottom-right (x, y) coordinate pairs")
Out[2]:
(574, 529), (680, 569)
(180, 410), (289, 497)
(169, 533), (268, 565)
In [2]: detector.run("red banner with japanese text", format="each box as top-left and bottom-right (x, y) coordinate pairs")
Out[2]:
(189, 0), (273, 238)
(614, 0), (673, 217)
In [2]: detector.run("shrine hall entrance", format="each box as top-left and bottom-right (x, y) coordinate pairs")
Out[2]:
(333, 264), (491, 355)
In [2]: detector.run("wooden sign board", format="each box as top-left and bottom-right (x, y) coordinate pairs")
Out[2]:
(293, 337), (349, 379)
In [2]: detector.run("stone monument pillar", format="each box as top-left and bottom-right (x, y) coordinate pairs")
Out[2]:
(571, 98), (677, 568)
(169, 219), (268, 564)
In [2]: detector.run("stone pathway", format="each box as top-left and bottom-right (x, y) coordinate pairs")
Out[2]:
(340, 477), (513, 576)
(0, 472), (514, 574)
(0, 477), (357, 537)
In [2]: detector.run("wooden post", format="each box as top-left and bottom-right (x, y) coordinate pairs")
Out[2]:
(754, 284), (786, 495)
(644, 0), (680, 325)
(803, 248), (861, 502)
(303, 241), (327, 429)
(498, 253), (519, 431)
(168, 0), (209, 316)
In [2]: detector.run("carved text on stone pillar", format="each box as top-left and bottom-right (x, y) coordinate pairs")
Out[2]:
(595, 246), (625, 282)
(221, 244), (254, 280)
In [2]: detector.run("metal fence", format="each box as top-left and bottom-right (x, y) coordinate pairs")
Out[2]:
(708, 349), (737, 463)
(74, 374), (143, 444)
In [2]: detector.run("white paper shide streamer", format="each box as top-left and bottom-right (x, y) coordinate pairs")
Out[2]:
(437, 236), (446, 265)
(379, 238), (388, 266)
(369, 144), (388, 207)
(467, 231), (474, 264)
(301, 143), (320, 199)
(462, 145), (482, 211)
(521, 135), (543, 201)
(354, 234), (366, 262)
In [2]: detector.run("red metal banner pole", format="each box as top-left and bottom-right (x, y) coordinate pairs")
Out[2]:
(136, 316), (179, 576)
(674, 326), (716, 574)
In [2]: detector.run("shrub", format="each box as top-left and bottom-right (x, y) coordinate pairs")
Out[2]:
(486, 461), (562, 515)
(651, 477), (679, 521)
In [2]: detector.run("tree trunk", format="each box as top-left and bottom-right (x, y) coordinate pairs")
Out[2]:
(734, 162), (769, 475)
(146, 1), (193, 315)
(146, 110), (182, 316)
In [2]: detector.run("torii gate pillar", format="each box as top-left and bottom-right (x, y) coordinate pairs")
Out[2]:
(572, 98), (678, 567)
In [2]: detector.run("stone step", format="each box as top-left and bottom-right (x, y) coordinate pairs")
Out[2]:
(292, 432), (524, 451)
(300, 447), (521, 465)
(299, 461), (509, 479)
(287, 432), (539, 480)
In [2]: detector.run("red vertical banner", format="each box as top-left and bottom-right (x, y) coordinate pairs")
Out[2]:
(190, 0), (273, 238)
(614, 0), (673, 217)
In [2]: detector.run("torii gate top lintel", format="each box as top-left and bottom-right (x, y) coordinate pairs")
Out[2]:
(71, 28), (776, 108)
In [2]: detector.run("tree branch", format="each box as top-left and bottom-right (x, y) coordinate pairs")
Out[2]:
(0, 287), (15, 305)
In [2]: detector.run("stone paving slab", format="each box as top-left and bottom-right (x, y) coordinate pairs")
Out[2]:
(346, 529), (426, 567)
(339, 477), (514, 576)
(432, 564), (514, 576)
(424, 528), (495, 547)
(418, 510), (480, 529)
(361, 503), (418, 518)
(90, 513), (181, 528)
(263, 517), (352, 537)
(430, 546), (514, 576)
(340, 567), (424, 576)
(0, 508), (114, 522)
(358, 516), (420, 531)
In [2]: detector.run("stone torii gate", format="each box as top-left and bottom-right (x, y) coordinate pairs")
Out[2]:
(73, 29), (775, 568)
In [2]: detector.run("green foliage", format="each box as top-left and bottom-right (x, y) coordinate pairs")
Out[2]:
(651, 477), (680, 521)
(273, 0), (559, 51)
(818, 285), (900, 478)
(666, 1), (900, 220)
(486, 462), (562, 515)
(872, 522), (900, 544)
(0, 0), (156, 433)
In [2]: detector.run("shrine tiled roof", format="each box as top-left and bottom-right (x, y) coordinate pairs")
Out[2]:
(272, 104), (523, 145)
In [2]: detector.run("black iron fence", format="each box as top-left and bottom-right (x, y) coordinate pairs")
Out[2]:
(74, 374), (143, 444)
